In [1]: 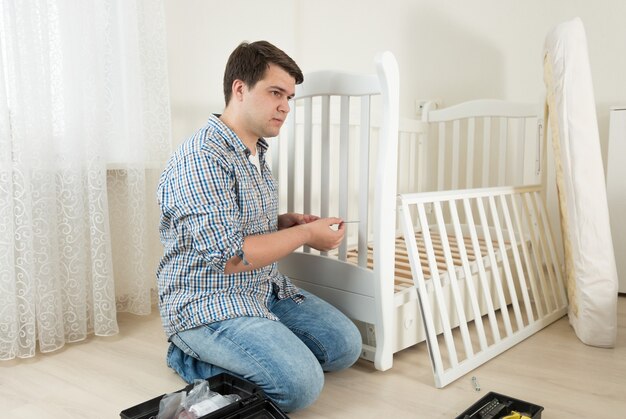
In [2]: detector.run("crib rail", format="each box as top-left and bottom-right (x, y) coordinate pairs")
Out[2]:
(399, 100), (544, 194)
(400, 185), (567, 388)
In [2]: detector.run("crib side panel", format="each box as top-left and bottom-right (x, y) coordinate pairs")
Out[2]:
(396, 100), (544, 234)
(269, 54), (400, 371)
(400, 185), (567, 388)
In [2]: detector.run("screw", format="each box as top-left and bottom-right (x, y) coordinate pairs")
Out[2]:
(471, 376), (480, 392)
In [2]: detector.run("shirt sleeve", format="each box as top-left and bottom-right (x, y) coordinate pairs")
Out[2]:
(169, 148), (244, 273)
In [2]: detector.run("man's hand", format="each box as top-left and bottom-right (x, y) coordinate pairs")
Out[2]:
(301, 217), (345, 252)
(278, 213), (345, 251)
(277, 212), (319, 230)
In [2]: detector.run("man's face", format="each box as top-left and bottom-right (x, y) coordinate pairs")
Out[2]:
(239, 64), (296, 140)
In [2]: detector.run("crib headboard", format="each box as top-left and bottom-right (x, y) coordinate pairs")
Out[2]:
(269, 52), (400, 268)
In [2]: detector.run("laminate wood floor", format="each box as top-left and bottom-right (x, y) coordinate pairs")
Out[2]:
(2, 296), (624, 418)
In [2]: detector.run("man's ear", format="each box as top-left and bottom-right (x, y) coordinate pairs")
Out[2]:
(231, 79), (246, 102)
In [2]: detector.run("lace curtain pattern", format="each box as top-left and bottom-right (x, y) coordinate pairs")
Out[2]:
(0, 0), (171, 360)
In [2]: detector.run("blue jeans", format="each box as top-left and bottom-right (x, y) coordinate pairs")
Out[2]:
(167, 289), (362, 412)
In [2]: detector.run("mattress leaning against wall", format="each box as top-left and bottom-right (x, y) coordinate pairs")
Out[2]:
(543, 17), (618, 347)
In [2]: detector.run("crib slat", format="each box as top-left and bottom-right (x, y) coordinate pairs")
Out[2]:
(318, 96), (331, 257)
(449, 199), (489, 351)
(451, 120), (460, 189)
(526, 192), (556, 312)
(476, 196), (513, 337)
(488, 195), (524, 331)
(466, 118), (475, 189)
(416, 128), (427, 195)
(358, 96), (371, 267)
(516, 119), (526, 184)
(302, 98), (313, 253)
(532, 191), (568, 306)
(507, 193), (537, 322)
(519, 193), (548, 317)
(512, 192), (543, 320)
(269, 134), (279, 180)
(462, 197), (501, 343)
(533, 191), (562, 313)
(420, 203), (459, 367)
(536, 119), (543, 178)
(499, 194), (534, 326)
(400, 203), (447, 378)
(287, 106), (297, 213)
(482, 117), (491, 187)
(498, 118), (508, 185)
(338, 96), (350, 260)
(438, 122), (446, 190)
(434, 201), (474, 359)
(396, 135), (404, 193)
(528, 192), (562, 312)
(320, 95), (331, 219)
(408, 132), (417, 192)
(303, 98), (313, 215)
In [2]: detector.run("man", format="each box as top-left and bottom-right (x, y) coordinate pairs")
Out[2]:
(157, 41), (362, 412)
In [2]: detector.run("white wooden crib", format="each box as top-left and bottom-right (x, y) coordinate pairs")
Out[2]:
(270, 52), (567, 386)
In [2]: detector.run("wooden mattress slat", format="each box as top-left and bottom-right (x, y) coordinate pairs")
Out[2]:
(346, 231), (503, 292)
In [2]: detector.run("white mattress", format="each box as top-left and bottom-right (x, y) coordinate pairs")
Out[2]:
(543, 17), (618, 347)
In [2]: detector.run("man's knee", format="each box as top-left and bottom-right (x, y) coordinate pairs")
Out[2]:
(264, 359), (324, 412)
(321, 318), (362, 372)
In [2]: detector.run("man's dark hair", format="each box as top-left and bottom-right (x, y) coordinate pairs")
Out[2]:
(223, 40), (304, 105)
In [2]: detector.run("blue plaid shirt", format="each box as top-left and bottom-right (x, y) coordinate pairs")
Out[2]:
(157, 114), (303, 338)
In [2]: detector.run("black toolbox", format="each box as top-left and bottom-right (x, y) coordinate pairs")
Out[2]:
(455, 391), (544, 419)
(120, 372), (289, 419)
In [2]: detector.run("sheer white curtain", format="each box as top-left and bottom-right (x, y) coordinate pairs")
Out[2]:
(0, 0), (171, 360)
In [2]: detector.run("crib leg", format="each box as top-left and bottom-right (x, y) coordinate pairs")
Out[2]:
(374, 349), (393, 371)
(373, 321), (394, 371)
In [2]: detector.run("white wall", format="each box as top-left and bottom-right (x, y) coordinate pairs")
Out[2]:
(165, 0), (626, 162)
(164, 0), (297, 143)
